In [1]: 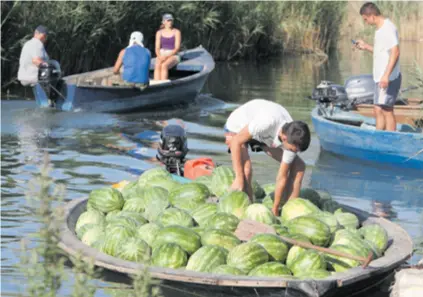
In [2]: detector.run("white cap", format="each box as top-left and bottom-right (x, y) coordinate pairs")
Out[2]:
(129, 31), (144, 47)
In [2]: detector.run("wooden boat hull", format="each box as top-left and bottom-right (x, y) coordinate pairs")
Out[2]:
(59, 192), (412, 297)
(353, 104), (422, 125)
(311, 107), (423, 169)
(33, 46), (215, 113)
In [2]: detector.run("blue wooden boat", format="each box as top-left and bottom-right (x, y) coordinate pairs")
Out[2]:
(34, 46), (215, 112)
(311, 106), (423, 169)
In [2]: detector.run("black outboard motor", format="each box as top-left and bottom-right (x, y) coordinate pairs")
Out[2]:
(38, 60), (63, 104)
(311, 80), (348, 106)
(156, 125), (189, 176)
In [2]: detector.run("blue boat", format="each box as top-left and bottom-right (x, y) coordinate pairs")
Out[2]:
(34, 46), (215, 112)
(311, 106), (423, 169)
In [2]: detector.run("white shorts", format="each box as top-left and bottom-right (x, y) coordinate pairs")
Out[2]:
(160, 49), (181, 63)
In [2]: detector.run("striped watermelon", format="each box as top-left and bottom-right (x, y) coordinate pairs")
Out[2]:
(107, 214), (145, 230)
(151, 243), (187, 269)
(334, 209), (360, 229)
(137, 223), (162, 247)
(139, 186), (169, 210)
(289, 250), (327, 276)
(227, 242), (269, 274)
(169, 183), (209, 211)
(211, 265), (244, 275)
(262, 183), (276, 196)
(244, 203), (275, 225)
(308, 211), (340, 233)
(147, 175), (180, 193)
(201, 229), (241, 251)
(143, 193), (170, 222)
(325, 244), (361, 272)
(299, 188), (322, 207)
(295, 269), (331, 279)
(218, 191), (250, 218)
(359, 224), (388, 254)
(81, 225), (105, 247)
(157, 208), (194, 228)
(205, 213), (240, 232)
(138, 167), (171, 187)
(250, 233), (289, 262)
(194, 175), (213, 192)
(88, 187), (124, 213)
(116, 238), (150, 262)
(190, 227), (206, 237)
(287, 216), (331, 247)
(153, 225), (201, 255)
(101, 224), (136, 256)
(122, 198), (145, 213)
(190, 203), (217, 226)
(248, 262), (292, 277)
(286, 234), (311, 268)
(75, 210), (105, 235)
(331, 229), (372, 258)
(211, 166), (235, 197)
(121, 181), (143, 200)
(322, 200), (342, 213)
(252, 180), (266, 199)
(271, 224), (289, 236)
(105, 210), (121, 221)
(186, 245), (228, 272)
(261, 196), (274, 210)
(281, 198), (320, 223)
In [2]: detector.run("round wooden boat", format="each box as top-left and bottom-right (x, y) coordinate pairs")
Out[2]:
(58, 197), (413, 297)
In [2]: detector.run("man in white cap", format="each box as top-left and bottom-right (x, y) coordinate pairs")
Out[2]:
(224, 99), (311, 216)
(17, 25), (50, 86)
(112, 31), (151, 88)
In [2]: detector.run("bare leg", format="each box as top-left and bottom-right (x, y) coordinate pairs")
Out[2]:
(160, 56), (179, 80)
(383, 108), (396, 131)
(241, 147), (254, 202)
(154, 60), (162, 80)
(374, 105), (386, 130)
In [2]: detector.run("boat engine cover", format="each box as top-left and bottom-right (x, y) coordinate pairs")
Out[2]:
(311, 81), (348, 104)
(344, 74), (374, 104)
(157, 125), (189, 175)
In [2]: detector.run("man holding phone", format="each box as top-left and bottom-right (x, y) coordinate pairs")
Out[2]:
(354, 2), (401, 131)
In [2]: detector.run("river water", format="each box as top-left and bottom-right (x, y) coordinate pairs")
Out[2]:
(1, 40), (422, 296)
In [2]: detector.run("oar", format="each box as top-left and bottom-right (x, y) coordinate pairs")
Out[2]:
(235, 219), (373, 268)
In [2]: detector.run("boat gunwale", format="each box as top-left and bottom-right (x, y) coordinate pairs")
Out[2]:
(62, 46), (215, 91)
(58, 196), (413, 289)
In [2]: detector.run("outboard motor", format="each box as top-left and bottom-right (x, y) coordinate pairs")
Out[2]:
(344, 74), (375, 105)
(311, 80), (348, 106)
(37, 60), (63, 104)
(156, 125), (189, 176)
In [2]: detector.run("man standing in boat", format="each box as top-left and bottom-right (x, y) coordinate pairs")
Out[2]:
(17, 25), (49, 86)
(224, 99), (311, 216)
(355, 2), (401, 132)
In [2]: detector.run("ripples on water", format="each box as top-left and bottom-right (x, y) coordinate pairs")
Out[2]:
(1, 42), (422, 296)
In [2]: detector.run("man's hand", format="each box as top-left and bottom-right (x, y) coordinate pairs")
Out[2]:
(230, 178), (244, 192)
(272, 204), (279, 216)
(379, 74), (390, 89)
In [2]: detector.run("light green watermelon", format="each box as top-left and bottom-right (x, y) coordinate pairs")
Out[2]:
(331, 229), (373, 258)
(289, 250), (327, 276)
(107, 212), (147, 229)
(271, 224), (289, 236)
(190, 226), (206, 237)
(151, 243), (187, 269)
(116, 238), (150, 262)
(287, 216), (331, 247)
(153, 225), (201, 255)
(205, 213), (240, 232)
(105, 210), (121, 221)
(244, 203), (275, 225)
(281, 198), (320, 223)
(186, 245), (228, 272)
(262, 183), (276, 196)
(248, 262), (291, 277)
(261, 196), (274, 210)
(88, 187), (124, 213)
(121, 181), (143, 200)
(201, 229), (241, 251)
(169, 183), (209, 211)
(286, 234), (311, 268)
(359, 224), (388, 254)
(137, 223), (162, 247)
(211, 265), (244, 275)
(158, 208), (194, 228)
(81, 225), (105, 247)
(190, 203), (217, 227)
(308, 212), (340, 233)
(143, 193), (170, 222)
(250, 233), (289, 262)
(299, 188), (322, 207)
(325, 244), (361, 272)
(218, 191), (250, 218)
(194, 175), (213, 192)
(139, 186), (169, 210)
(295, 269), (331, 279)
(101, 224), (136, 256)
(122, 198), (145, 213)
(138, 167), (171, 187)
(227, 242), (269, 274)
(334, 209), (360, 229)
(147, 175), (180, 192)
(75, 210), (105, 236)
(211, 166), (235, 197)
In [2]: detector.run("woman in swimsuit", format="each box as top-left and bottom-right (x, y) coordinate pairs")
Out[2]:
(154, 13), (181, 81)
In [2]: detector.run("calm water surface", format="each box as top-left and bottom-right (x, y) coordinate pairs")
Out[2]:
(1, 41), (422, 296)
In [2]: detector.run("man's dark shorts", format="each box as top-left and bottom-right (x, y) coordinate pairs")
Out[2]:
(224, 125), (265, 153)
(374, 73), (402, 107)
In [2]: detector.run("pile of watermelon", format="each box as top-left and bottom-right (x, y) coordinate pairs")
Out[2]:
(75, 166), (389, 279)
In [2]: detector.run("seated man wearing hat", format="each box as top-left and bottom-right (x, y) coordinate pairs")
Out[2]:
(112, 31), (151, 89)
(17, 25), (50, 86)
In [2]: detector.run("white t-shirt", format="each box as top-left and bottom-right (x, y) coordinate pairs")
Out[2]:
(17, 38), (49, 84)
(373, 19), (400, 83)
(225, 99), (297, 164)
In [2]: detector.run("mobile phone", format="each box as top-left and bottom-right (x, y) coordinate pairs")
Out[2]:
(351, 39), (357, 45)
